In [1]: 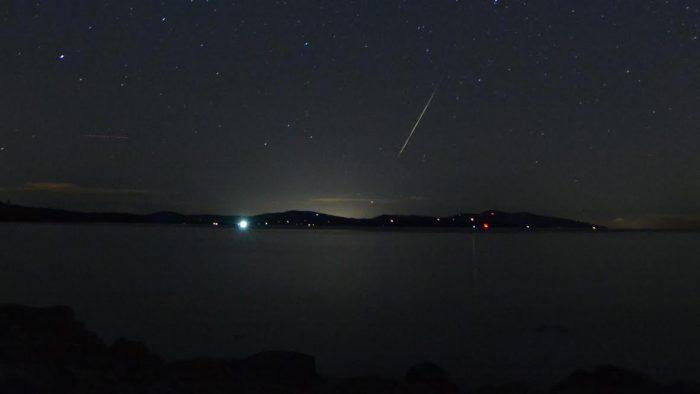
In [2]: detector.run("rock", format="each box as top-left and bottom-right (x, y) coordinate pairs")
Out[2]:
(4, 304), (699, 394)
(665, 380), (700, 394)
(403, 362), (458, 394)
(166, 357), (241, 393)
(551, 365), (663, 394)
(0, 372), (37, 394)
(328, 376), (400, 394)
(243, 351), (317, 386)
(0, 304), (107, 367)
(474, 382), (539, 393)
(110, 338), (163, 385)
(0, 362), (83, 394)
(168, 357), (238, 383)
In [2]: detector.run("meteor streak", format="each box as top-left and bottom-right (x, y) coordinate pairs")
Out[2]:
(398, 85), (439, 157)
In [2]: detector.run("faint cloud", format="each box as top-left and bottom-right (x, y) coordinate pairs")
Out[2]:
(310, 196), (399, 205)
(310, 195), (426, 205)
(605, 214), (700, 230)
(5, 182), (147, 195)
(83, 134), (129, 141)
(312, 197), (374, 204)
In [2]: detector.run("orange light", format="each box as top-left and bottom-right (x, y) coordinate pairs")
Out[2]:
(482, 223), (490, 230)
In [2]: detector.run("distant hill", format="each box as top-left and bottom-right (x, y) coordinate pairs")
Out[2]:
(0, 202), (603, 230)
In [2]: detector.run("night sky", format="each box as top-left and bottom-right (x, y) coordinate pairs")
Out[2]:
(1, 1), (698, 228)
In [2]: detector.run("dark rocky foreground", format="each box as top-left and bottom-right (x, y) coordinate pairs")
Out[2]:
(1, 304), (697, 394)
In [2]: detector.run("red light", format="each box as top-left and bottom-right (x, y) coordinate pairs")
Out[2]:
(482, 223), (490, 230)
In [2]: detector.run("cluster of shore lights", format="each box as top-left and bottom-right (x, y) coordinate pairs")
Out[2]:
(384, 217), (492, 230)
(224, 214), (584, 232)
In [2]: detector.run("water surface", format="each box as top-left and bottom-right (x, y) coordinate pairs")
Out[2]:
(1, 223), (699, 388)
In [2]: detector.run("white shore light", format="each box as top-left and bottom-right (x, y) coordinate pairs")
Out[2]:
(237, 219), (249, 230)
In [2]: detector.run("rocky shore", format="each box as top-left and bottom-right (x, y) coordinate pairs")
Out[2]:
(0, 304), (697, 393)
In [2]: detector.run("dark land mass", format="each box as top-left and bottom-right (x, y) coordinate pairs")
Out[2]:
(0, 304), (697, 393)
(0, 202), (603, 230)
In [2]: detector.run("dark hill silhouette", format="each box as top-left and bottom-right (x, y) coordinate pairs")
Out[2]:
(0, 202), (604, 230)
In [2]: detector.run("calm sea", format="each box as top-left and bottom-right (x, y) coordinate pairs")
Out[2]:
(1, 223), (699, 388)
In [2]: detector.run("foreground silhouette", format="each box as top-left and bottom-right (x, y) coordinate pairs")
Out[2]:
(1, 304), (696, 393)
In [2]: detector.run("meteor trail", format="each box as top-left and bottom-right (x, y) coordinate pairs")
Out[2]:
(398, 85), (439, 157)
